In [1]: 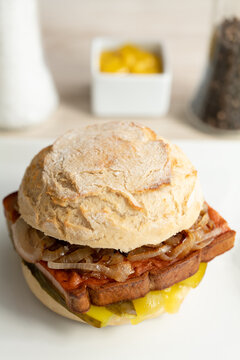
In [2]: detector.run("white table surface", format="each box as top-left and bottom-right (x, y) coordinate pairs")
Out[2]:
(0, 138), (239, 360)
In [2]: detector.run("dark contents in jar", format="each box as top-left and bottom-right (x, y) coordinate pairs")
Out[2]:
(193, 17), (240, 130)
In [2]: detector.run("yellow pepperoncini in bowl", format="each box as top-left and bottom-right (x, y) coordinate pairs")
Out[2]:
(91, 38), (172, 116)
(100, 44), (163, 74)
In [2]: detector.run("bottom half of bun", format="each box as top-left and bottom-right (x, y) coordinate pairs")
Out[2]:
(22, 263), (167, 326)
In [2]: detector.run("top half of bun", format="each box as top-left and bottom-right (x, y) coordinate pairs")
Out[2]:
(18, 122), (204, 252)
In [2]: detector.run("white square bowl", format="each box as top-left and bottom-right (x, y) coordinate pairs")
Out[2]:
(91, 38), (172, 117)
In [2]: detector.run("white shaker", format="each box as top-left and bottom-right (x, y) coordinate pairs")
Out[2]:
(0, 0), (58, 129)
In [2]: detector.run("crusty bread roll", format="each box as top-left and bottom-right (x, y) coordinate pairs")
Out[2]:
(22, 262), (166, 326)
(18, 122), (203, 252)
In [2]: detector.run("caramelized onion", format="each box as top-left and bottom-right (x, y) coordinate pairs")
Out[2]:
(108, 253), (125, 265)
(97, 252), (125, 265)
(42, 236), (56, 249)
(42, 246), (69, 261)
(12, 218), (43, 263)
(199, 227), (222, 242)
(48, 261), (133, 282)
(28, 227), (45, 247)
(109, 262), (134, 281)
(84, 255), (93, 263)
(57, 247), (93, 263)
(190, 212), (209, 231)
(127, 245), (171, 262)
(192, 227), (223, 250)
(164, 233), (183, 246)
(169, 234), (196, 259)
(12, 202), (224, 283)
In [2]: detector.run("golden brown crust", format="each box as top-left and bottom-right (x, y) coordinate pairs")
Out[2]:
(201, 230), (235, 262)
(88, 272), (150, 306)
(67, 287), (90, 314)
(149, 251), (201, 290)
(18, 122), (204, 252)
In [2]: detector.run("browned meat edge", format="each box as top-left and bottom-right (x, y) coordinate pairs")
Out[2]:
(3, 192), (236, 313)
(35, 229), (235, 312)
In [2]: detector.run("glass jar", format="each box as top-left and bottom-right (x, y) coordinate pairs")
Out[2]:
(191, 0), (240, 131)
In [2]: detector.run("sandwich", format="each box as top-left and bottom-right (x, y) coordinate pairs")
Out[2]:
(3, 122), (235, 327)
